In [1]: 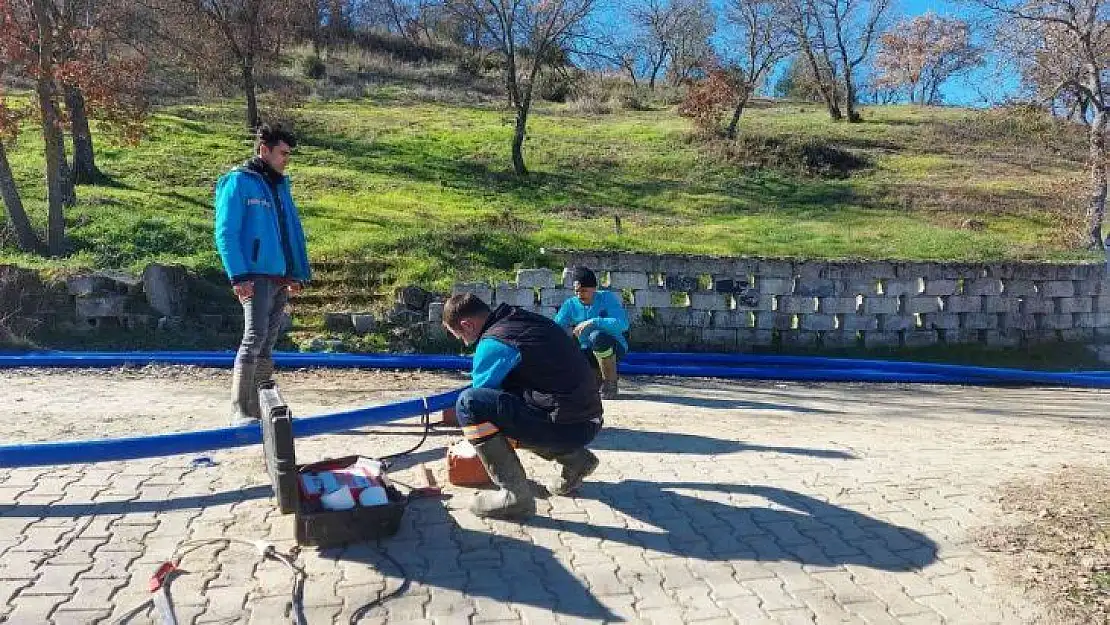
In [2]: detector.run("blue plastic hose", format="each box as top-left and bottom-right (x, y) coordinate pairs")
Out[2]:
(2, 350), (1108, 468)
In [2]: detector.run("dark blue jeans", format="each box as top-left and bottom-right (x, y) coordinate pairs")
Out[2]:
(455, 388), (601, 453)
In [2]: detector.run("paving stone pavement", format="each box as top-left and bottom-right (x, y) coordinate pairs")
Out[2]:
(2, 372), (1109, 624)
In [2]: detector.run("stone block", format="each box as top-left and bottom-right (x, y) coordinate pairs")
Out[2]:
(1002, 280), (1037, 297)
(835, 279), (880, 296)
(1025, 329), (1061, 344)
(943, 329), (980, 344)
(862, 331), (900, 348)
(632, 289), (675, 308)
(904, 297), (942, 314)
(819, 297), (860, 314)
(879, 315), (917, 332)
(665, 326), (701, 349)
(1039, 281), (1076, 298)
(923, 279), (958, 296)
(608, 271), (650, 290)
(67, 274), (117, 296)
(799, 314), (836, 331)
(964, 279), (1003, 297)
(426, 303), (444, 324)
(781, 331), (820, 348)
(515, 269), (555, 288)
(75, 295), (128, 319)
(713, 311), (754, 329)
(903, 330), (939, 347)
(453, 282), (493, 303)
(861, 262), (897, 279)
(960, 312), (998, 330)
(701, 328), (739, 350)
(656, 308), (711, 327)
(1057, 297), (1094, 314)
(863, 297), (898, 315)
(921, 313), (961, 330)
(984, 330), (1022, 348)
(822, 331), (861, 348)
(982, 297), (1020, 314)
(614, 254), (654, 273)
(793, 278), (836, 297)
(1021, 298), (1055, 314)
(999, 313), (1038, 331)
(352, 313), (377, 334)
(540, 288), (573, 308)
(839, 314), (878, 331)
(495, 285), (536, 307)
(739, 329), (775, 346)
(324, 312), (354, 332)
(141, 264), (188, 317)
(664, 275), (700, 292)
(755, 277), (793, 295)
(777, 296), (818, 314)
(690, 291), (730, 311)
(396, 285), (431, 311)
(628, 325), (666, 349)
(1040, 314), (1074, 330)
(881, 279), (922, 298)
(893, 261), (935, 279)
(943, 296), (982, 313)
(755, 312), (794, 330)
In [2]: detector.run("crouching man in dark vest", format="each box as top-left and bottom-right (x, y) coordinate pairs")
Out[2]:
(442, 293), (604, 519)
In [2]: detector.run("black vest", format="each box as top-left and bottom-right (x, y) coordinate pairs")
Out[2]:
(479, 304), (603, 424)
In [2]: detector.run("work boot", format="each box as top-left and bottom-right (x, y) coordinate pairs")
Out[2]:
(229, 359), (260, 426)
(470, 435), (536, 519)
(548, 448), (599, 496)
(597, 354), (619, 400)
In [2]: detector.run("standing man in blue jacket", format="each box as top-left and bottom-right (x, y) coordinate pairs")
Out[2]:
(554, 267), (629, 399)
(215, 124), (311, 426)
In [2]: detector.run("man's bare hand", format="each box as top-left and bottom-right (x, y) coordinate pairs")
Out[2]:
(233, 281), (254, 303)
(573, 321), (592, 337)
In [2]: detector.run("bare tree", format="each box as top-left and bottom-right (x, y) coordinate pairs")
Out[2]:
(779, 0), (842, 119)
(873, 13), (982, 105)
(819, 0), (891, 122)
(140, 0), (300, 130)
(721, 0), (792, 138)
(0, 93), (41, 254)
(978, 0), (1109, 248)
(454, 0), (597, 175)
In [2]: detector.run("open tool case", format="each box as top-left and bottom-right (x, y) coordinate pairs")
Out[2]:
(258, 381), (406, 547)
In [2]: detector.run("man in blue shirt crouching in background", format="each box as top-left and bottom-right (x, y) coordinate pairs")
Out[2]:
(555, 266), (629, 399)
(442, 293), (604, 519)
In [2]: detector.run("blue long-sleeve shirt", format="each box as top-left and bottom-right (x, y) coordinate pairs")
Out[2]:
(470, 336), (522, 389)
(553, 290), (629, 351)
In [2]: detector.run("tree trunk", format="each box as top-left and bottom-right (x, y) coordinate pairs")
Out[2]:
(511, 100), (530, 176)
(242, 60), (260, 130)
(800, 42), (842, 121)
(843, 64), (861, 123)
(1086, 108), (1108, 250)
(0, 143), (43, 254)
(648, 51), (666, 91)
(726, 90), (751, 140)
(65, 85), (100, 185)
(31, 0), (68, 256)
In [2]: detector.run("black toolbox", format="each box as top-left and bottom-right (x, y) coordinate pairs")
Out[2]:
(258, 382), (406, 547)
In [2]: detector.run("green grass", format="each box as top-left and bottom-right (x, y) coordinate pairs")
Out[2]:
(1, 95), (1098, 294)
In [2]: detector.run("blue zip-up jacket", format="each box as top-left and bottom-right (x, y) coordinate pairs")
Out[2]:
(554, 290), (629, 351)
(214, 165), (311, 284)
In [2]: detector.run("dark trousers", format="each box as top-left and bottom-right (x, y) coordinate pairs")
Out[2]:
(455, 388), (601, 453)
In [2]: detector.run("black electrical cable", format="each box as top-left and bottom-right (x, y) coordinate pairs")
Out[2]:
(378, 397), (433, 464)
(348, 540), (412, 624)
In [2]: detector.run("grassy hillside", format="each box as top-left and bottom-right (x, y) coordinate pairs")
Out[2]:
(1, 88), (1095, 301)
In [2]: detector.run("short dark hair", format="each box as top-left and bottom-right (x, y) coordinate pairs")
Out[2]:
(571, 266), (597, 288)
(255, 123), (297, 151)
(443, 293), (491, 328)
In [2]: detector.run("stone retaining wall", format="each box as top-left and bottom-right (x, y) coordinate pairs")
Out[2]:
(445, 252), (1110, 352)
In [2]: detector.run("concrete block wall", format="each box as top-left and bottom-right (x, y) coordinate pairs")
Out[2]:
(454, 253), (1110, 352)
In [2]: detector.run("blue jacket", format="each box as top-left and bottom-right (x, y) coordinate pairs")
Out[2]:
(554, 290), (629, 351)
(214, 166), (311, 283)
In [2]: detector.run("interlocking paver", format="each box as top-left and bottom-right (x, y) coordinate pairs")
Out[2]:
(6, 372), (1107, 624)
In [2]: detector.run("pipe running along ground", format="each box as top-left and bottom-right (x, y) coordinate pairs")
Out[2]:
(1, 350), (1108, 468)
